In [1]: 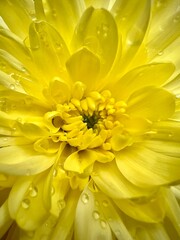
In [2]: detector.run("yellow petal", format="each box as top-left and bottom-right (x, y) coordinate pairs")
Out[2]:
(85, 0), (110, 9)
(110, 63), (175, 100)
(92, 161), (153, 199)
(64, 150), (96, 174)
(66, 47), (100, 90)
(111, 0), (150, 71)
(0, 28), (31, 65)
(116, 144), (180, 188)
(0, 145), (55, 175)
(163, 187), (180, 236)
(114, 191), (165, 223)
(0, 200), (13, 239)
(0, 70), (25, 93)
(51, 189), (80, 240)
(74, 187), (113, 240)
(29, 20), (70, 81)
(8, 173), (50, 231)
(46, 0), (85, 44)
(147, 0), (180, 61)
(127, 87), (175, 121)
(72, 7), (118, 77)
(142, 140), (180, 157)
(0, 0), (31, 39)
(94, 192), (133, 240)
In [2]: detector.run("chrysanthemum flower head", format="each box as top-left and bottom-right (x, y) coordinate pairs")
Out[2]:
(0, 0), (180, 239)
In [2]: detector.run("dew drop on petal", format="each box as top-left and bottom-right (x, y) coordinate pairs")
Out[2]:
(157, 50), (164, 56)
(53, 168), (57, 177)
(168, 132), (173, 138)
(57, 199), (66, 210)
(81, 193), (89, 204)
(9, 84), (15, 90)
(100, 220), (107, 229)
(93, 211), (100, 220)
(51, 186), (55, 195)
(102, 200), (108, 207)
(21, 199), (30, 209)
(29, 185), (38, 198)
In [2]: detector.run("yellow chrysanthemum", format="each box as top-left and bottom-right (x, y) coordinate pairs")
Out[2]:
(0, 0), (180, 239)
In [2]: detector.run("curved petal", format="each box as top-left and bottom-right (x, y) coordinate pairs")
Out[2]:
(147, 0), (180, 62)
(116, 144), (180, 188)
(29, 21), (70, 82)
(51, 189), (80, 240)
(0, 28), (31, 65)
(0, 0), (32, 39)
(94, 192), (133, 240)
(72, 7), (118, 77)
(92, 161), (154, 199)
(114, 191), (165, 223)
(74, 187), (113, 240)
(163, 188), (180, 236)
(8, 173), (50, 231)
(84, 0), (110, 9)
(46, 0), (85, 44)
(0, 145), (55, 175)
(110, 63), (175, 100)
(127, 87), (175, 121)
(142, 140), (180, 157)
(0, 201), (13, 239)
(111, 0), (150, 71)
(66, 48), (100, 90)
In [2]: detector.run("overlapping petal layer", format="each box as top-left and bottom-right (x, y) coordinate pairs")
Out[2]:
(0, 0), (180, 239)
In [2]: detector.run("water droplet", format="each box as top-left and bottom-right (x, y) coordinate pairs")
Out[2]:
(81, 193), (89, 204)
(11, 127), (17, 136)
(9, 84), (15, 90)
(22, 199), (30, 209)
(102, 200), (108, 207)
(56, 42), (63, 51)
(96, 24), (109, 38)
(57, 199), (66, 210)
(15, 80), (20, 86)
(17, 117), (22, 123)
(157, 50), (164, 56)
(100, 220), (107, 229)
(93, 211), (100, 220)
(159, 25), (165, 32)
(29, 185), (38, 198)
(168, 132), (173, 138)
(3, 137), (8, 142)
(53, 168), (57, 177)
(51, 186), (55, 195)
(20, 67), (27, 73)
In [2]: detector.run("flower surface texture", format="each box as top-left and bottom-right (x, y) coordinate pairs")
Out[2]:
(0, 0), (180, 239)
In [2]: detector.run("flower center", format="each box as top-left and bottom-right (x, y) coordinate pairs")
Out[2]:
(44, 82), (129, 151)
(82, 114), (99, 129)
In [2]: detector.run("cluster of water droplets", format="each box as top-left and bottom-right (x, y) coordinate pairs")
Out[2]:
(80, 192), (109, 230)
(21, 184), (38, 210)
(96, 23), (110, 39)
